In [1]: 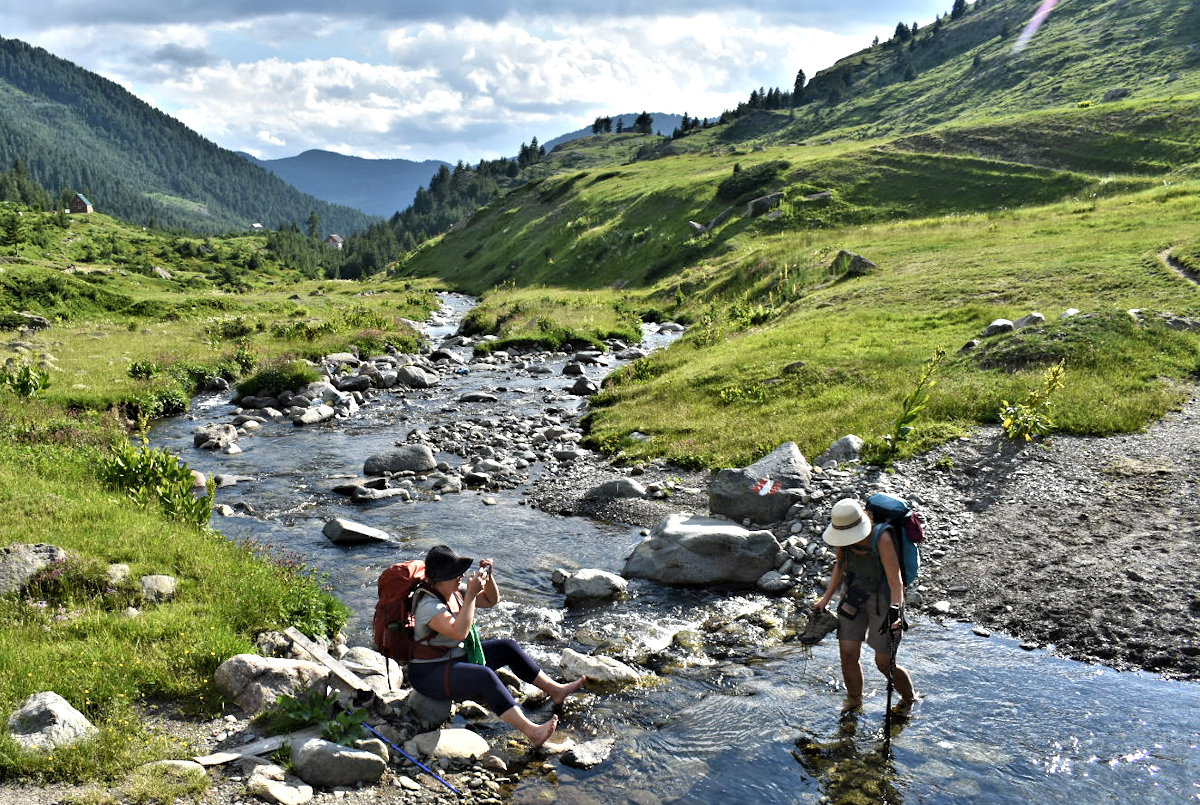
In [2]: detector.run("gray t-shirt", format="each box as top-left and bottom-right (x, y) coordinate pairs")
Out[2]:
(411, 589), (465, 662)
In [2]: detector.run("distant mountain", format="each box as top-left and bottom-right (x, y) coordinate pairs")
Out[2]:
(0, 36), (377, 235)
(543, 113), (687, 152)
(245, 150), (450, 219)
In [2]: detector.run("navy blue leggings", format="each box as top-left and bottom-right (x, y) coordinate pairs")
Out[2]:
(407, 638), (542, 715)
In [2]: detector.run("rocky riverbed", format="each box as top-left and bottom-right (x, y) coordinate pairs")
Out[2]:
(6, 315), (1197, 805)
(530, 390), (1200, 682)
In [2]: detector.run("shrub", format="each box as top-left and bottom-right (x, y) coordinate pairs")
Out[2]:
(237, 360), (322, 399)
(0, 361), (51, 398)
(98, 438), (213, 529)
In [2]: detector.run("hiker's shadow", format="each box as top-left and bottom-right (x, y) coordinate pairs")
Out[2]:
(791, 709), (908, 804)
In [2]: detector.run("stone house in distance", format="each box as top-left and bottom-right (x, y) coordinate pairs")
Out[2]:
(68, 194), (94, 214)
(324, 234), (344, 249)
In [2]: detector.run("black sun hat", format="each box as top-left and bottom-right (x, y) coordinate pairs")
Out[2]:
(425, 544), (473, 582)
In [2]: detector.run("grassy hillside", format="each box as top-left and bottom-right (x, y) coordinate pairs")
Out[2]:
(397, 99), (1193, 293)
(394, 96), (1200, 467)
(791, 0), (1200, 141)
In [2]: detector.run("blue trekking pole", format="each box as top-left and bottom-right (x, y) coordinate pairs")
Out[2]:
(361, 721), (461, 796)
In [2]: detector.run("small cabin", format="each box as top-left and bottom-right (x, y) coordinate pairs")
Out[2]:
(69, 193), (94, 214)
(324, 234), (344, 250)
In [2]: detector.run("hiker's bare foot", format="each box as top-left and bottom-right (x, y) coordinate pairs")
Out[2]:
(550, 676), (586, 706)
(529, 715), (558, 748)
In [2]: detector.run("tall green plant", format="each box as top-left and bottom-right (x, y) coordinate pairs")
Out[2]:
(999, 360), (1067, 441)
(879, 348), (946, 460)
(98, 438), (214, 528)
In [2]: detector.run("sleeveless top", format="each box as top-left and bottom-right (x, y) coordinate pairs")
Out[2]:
(411, 588), (466, 663)
(842, 536), (889, 600)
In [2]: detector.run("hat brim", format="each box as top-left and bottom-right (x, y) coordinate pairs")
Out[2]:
(822, 519), (871, 547)
(427, 555), (473, 581)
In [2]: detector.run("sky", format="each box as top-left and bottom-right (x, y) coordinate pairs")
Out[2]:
(3, 1), (951, 164)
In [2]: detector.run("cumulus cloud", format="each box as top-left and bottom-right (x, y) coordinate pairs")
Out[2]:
(5, 2), (942, 160)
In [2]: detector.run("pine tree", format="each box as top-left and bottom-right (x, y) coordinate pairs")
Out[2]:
(951, 0), (968, 20)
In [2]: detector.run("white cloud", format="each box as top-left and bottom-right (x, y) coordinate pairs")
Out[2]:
(5, 3), (942, 161)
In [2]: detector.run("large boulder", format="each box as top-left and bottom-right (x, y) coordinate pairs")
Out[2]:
(6, 692), (97, 750)
(559, 648), (642, 684)
(0, 543), (68, 597)
(396, 366), (440, 388)
(563, 569), (628, 605)
(321, 518), (391, 546)
(292, 737), (386, 788)
(404, 728), (490, 762)
(213, 654), (328, 715)
(708, 442), (811, 524)
(623, 513), (781, 586)
(363, 445), (437, 475)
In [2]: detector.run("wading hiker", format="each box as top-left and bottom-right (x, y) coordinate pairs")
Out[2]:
(813, 498), (916, 713)
(406, 544), (587, 747)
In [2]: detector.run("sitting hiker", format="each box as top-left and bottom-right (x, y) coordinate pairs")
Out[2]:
(813, 499), (916, 712)
(407, 544), (586, 746)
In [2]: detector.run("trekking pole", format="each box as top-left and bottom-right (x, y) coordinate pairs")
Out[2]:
(882, 628), (898, 758)
(361, 721), (461, 796)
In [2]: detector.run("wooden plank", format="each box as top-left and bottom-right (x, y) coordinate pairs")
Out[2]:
(284, 626), (371, 692)
(193, 726), (324, 766)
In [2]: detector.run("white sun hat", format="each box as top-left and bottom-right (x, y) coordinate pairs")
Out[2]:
(821, 498), (872, 547)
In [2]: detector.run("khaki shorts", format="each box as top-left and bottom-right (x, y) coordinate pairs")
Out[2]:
(837, 589), (901, 655)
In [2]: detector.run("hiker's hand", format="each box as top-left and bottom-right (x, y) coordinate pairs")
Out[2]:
(479, 558), (494, 577)
(886, 604), (908, 634)
(465, 572), (486, 598)
(812, 598), (830, 613)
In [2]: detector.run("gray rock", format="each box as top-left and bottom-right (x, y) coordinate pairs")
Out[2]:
(583, 478), (647, 500)
(459, 392), (498, 403)
(292, 738), (386, 788)
(405, 728), (490, 762)
(981, 319), (1014, 337)
(140, 574), (177, 603)
(623, 513), (781, 586)
(708, 442), (811, 524)
(559, 648), (641, 684)
(6, 692), (97, 750)
(562, 738), (616, 769)
(321, 518), (391, 545)
(324, 352), (361, 368)
(831, 250), (878, 277)
(563, 569), (628, 605)
(1013, 312), (1046, 330)
(404, 691), (453, 730)
(0, 543), (68, 597)
(814, 435), (863, 467)
(213, 654), (328, 715)
(396, 366), (439, 388)
(193, 423), (238, 449)
(364, 445), (437, 475)
(569, 377), (600, 396)
(334, 374), (372, 393)
(293, 405), (336, 426)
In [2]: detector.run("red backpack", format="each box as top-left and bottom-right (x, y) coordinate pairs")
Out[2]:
(372, 559), (450, 663)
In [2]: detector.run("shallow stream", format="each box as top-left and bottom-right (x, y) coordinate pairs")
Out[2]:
(151, 294), (1199, 804)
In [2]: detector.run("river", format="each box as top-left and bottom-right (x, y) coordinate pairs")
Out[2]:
(151, 293), (1199, 804)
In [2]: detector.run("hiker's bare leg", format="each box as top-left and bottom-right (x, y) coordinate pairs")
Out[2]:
(500, 706), (558, 747)
(533, 672), (586, 705)
(874, 651), (915, 702)
(838, 639), (864, 708)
